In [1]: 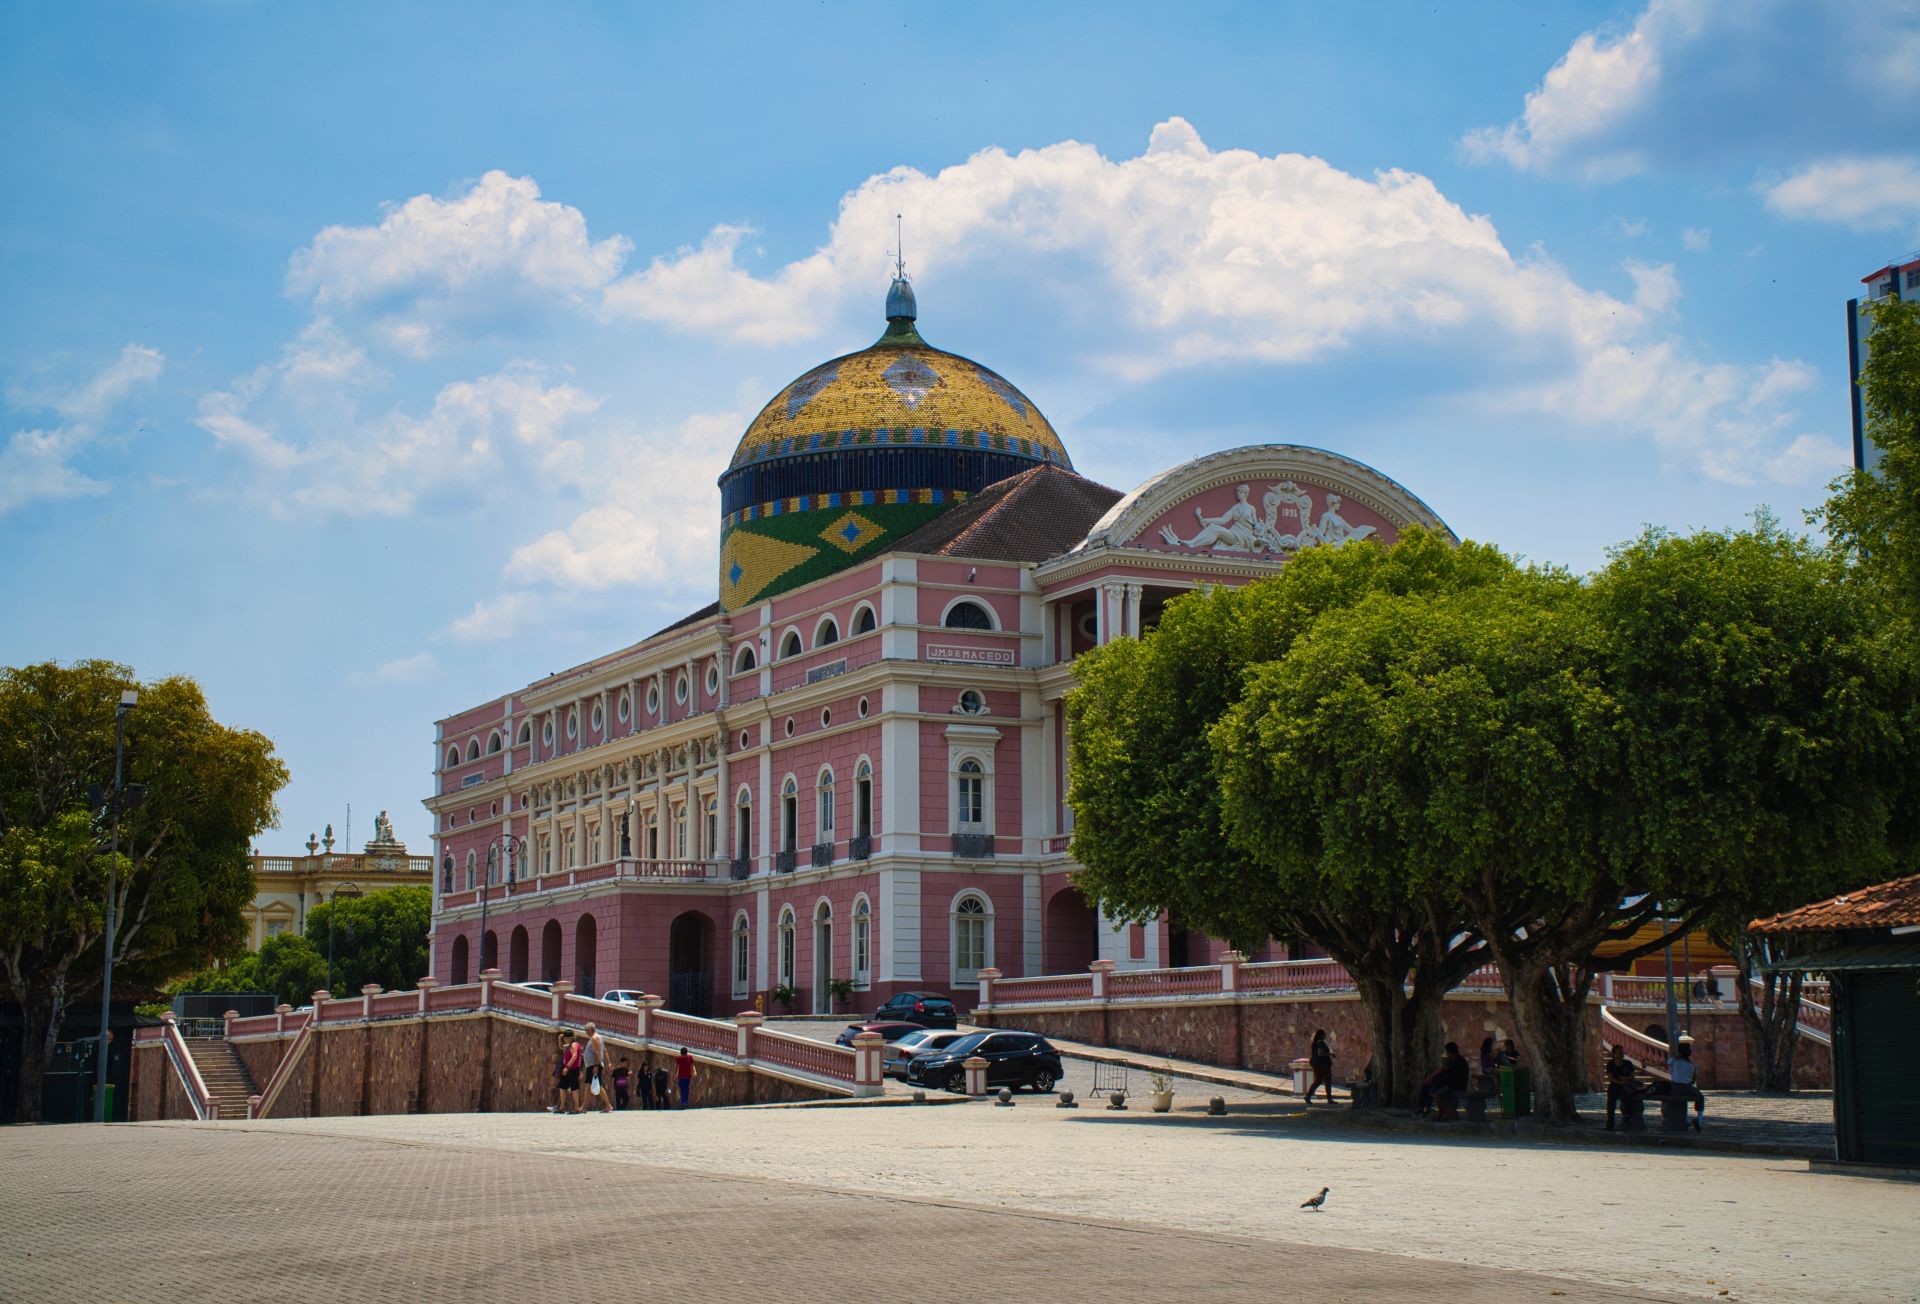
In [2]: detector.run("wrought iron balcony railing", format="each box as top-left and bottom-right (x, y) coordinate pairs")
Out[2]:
(849, 834), (872, 861)
(775, 848), (797, 874)
(810, 842), (834, 869)
(952, 832), (996, 859)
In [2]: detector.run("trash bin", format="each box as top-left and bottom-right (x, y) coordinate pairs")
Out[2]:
(103, 1082), (116, 1122)
(1498, 1066), (1532, 1118)
(1290, 1057), (1311, 1095)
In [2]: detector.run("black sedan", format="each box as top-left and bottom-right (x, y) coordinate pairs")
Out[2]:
(906, 1030), (1063, 1093)
(872, 991), (957, 1029)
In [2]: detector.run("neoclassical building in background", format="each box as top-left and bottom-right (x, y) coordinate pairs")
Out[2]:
(425, 276), (1453, 1015)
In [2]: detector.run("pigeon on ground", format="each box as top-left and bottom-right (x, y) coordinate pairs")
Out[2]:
(1299, 1187), (1330, 1211)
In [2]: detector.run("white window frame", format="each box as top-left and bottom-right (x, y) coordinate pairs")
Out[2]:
(617, 691), (631, 723)
(851, 602), (878, 636)
(732, 911), (751, 997)
(778, 907), (797, 987)
(816, 766), (835, 839)
(950, 892), (993, 985)
(853, 895), (872, 988)
(853, 757), (873, 839)
(675, 672), (689, 705)
(445, 746), (459, 769)
(814, 615), (840, 646)
(734, 644), (757, 674)
(939, 597), (999, 631)
(736, 785), (753, 861)
(955, 757), (986, 831)
(565, 711), (578, 740)
(781, 775), (799, 853)
(779, 627), (804, 659)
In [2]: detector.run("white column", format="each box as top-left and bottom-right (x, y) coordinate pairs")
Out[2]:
(1125, 582), (1143, 638)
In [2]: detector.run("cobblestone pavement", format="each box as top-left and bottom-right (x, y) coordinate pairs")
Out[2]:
(0, 1122), (1687, 1304)
(1566, 1090), (1836, 1153)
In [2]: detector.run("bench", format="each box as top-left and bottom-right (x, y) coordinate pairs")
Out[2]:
(1617, 1092), (1646, 1131)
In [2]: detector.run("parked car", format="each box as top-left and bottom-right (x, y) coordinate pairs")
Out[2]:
(907, 1031), (1063, 1093)
(884, 1028), (971, 1078)
(600, 989), (648, 1006)
(872, 991), (958, 1029)
(833, 1020), (928, 1047)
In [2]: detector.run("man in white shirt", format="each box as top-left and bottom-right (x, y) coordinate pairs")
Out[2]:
(1668, 1041), (1705, 1130)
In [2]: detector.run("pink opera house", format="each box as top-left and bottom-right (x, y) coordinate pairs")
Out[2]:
(425, 276), (1454, 1016)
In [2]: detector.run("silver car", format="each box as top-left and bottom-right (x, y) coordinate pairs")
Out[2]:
(884, 1028), (970, 1078)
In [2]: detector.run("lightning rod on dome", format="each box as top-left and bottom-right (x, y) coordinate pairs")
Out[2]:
(894, 213), (908, 281)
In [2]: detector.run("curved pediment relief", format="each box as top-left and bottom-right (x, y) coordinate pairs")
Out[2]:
(1082, 444), (1455, 559)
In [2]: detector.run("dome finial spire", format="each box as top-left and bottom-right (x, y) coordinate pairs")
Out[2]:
(885, 213), (917, 323)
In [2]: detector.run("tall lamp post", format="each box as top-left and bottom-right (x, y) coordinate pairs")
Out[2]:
(480, 833), (521, 976)
(93, 689), (143, 1123)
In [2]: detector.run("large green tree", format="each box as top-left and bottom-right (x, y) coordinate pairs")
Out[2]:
(303, 885), (432, 996)
(1068, 530), (1508, 1106)
(1818, 296), (1920, 635)
(174, 931), (329, 1008)
(1591, 523), (1918, 1094)
(0, 661), (286, 1121)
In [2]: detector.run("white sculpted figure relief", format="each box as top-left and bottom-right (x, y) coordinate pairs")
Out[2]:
(1159, 481), (1377, 554)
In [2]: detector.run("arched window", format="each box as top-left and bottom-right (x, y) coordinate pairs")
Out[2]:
(516, 722), (531, 745)
(854, 759), (873, 842)
(704, 796), (718, 860)
(445, 746), (459, 770)
(464, 850), (478, 890)
(466, 739), (481, 761)
(956, 759), (985, 829)
(778, 907), (796, 987)
(854, 897), (872, 987)
(780, 630), (803, 659)
(817, 768), (835, 840)
(815, 616), (840, 646)
(732, 913), (751, 997)
(487, 731), (502, 755)
(734, 644), (757, 674)
(781, 777), (799, 853)
(563, 829), (577, 870)
(853, 604), (877, 635)
(952, 894), (992, 983)
(736, 786), (753, 863)
(944, 600), (994, 630)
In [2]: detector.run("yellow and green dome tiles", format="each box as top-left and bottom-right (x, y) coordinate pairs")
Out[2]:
(715, 280), (1071, 611)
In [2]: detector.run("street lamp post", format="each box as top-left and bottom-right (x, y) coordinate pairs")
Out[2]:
(93, 689), (139, 1123)
(480, 833), (521, 976)
(1661, 901), (1682, 1056)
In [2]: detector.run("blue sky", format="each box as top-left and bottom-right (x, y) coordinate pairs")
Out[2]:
(4, 1), (1917, 852)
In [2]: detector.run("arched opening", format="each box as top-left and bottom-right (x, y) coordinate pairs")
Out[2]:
(853, 897), (872, 987)
(508, 925), (530, 982)
(575, 914), (597, 995)
(541, 919), (563, 983)
(451, 934), (470, 985)
(1045, 888), (1099, 975)
(944, 599), (994, 630)
(816, 616), (839, 646)
(445, 746), (460, 769)
(734, 644), (757, 673)
(780, 630), (803, 659)
(813, 900), (834, 1013)
(480, 929), (498, 973)
(731, 913), (751, 998)
(853, 604), (877, 635)
(467, 739), (481, 761)
(952, 894), (991, 984)
(488, 731), (502, 754)
(668, 911), (714, 1017)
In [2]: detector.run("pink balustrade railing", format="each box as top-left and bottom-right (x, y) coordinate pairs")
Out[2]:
(316, 998), (362, 1024)
(649, 1010), (737, 1059)
(226, 1014), (280, 1038)
(1459, 964), (1504, 991)
(249, 1019), (315, 1119)
(989, 974), (1097, 1004)
(1107, 965), (1223, 999)
(428, 983), (480, 1012)
(488, 983), (556, 1020)
(1043, 836), (1073, 855)
(1599, 1005), (1671, 1076)
(161, 1018), (215, 1119)
(134, 1025), (166, 1043)
(561, 991), (629, 1026)
(753, 1029), (856, 1083)
(1237, 959), (1355, 993)
(369, 992), (418, 1020)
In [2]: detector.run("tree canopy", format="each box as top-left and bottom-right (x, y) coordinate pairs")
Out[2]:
(0, 660), (286, 1121)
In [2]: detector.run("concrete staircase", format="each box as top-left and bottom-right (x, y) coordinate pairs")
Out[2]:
(185, 1039), (259, 1119)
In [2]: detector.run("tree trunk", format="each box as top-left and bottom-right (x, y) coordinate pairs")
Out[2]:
(1498, 959), (1590, 1123)
(13, 977), (68, 1124)
(1733, 937), (1802, 1092)
(1350, 970), (1448, 1108)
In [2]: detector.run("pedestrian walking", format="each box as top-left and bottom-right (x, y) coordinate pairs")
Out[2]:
(675, 1046), (695, 1108)
(612, 1058), (632, 1111)
(1307, 1029), (1335, 1104)
(583, 1022), (613, 1113)
(652, 1061), (671, 1110)
(548, 1032), (570, 1113)
(637, 1055), (657, 1110)
(558, 1033), (585, 1113)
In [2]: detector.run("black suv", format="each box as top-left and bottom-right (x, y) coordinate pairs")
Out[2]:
(906, 1031), (1063, 1093)
(872, 991), (957, 1029)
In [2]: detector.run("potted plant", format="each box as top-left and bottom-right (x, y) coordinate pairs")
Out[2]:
(1149, 1065), (1175, 1113)
(771, 983), (797, 1014)
(827, 977), (855, 1014)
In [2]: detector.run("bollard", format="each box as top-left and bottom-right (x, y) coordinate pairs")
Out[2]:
(1208, 1096), (1227, 1116)
(962, 1056), (989, 1097)
(996, 1086), (1014, 1107)
(1107, 1090), (1127, 1111)
(911, 1090), (927, 1105)
(1057, 1090), (1077, 1109)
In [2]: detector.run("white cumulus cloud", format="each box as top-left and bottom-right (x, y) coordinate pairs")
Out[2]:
(1762, 155), (1920, 235)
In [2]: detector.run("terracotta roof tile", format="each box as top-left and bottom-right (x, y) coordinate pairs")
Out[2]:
(890, 464), (1122, 564)
(1748, 872), (1920, 934)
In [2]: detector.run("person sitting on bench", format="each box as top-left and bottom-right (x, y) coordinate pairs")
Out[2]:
(1415, 1042), (1469, 1117)
(1661, 1042), (1705, 1130)
(1604, 1043), (1644, 1131)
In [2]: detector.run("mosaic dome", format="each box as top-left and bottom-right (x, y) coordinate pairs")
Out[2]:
(716, 280), (1071, 611)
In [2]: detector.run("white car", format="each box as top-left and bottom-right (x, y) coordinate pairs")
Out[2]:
(884, 1028), (971, 1078)
(600, 989), (648, 1006)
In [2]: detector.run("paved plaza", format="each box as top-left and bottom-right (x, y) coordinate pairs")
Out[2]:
(4, 1100), (1914, 1304)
